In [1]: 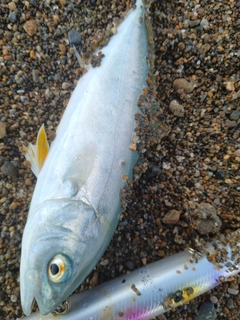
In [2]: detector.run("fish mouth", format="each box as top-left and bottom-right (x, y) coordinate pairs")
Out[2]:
(21, 281), (36, 316)
(21, 270), (68, 316)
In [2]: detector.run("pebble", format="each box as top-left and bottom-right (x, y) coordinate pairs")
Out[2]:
(188, 19), (200, 28)
(125, 261), (135, 270)
(8, 11), (17, 23)
(194, 202), (222, 235)
(1, 161), (18, 176)
(23, 19), (37, 36)
(9, 201), (18, 210)
(0, 121), (7, 138)
(177, 42), (185, 51)
(224, 119), (237, 128)
(227, 288), (239, 295)
(210, 295), (218, 304)
(214, 169), (225, 180)
(8, 2), (16, 11)
(32, 69), (39, 83)
(226, 81), (235, 91)
(59, 43), (66, 53)
(173, 78), (194, 93)
(200, 18), (209, 27)
(100, 259), (109, 266)
(230, 110), (240, 121)
(195, 301), (216, 320)
(233, 149), (240, 157)
(169, 100), (184, 117)
(162, 210), (181, 224)
(68, 30), (82, 46)
(62, 82), (72, 90)
(89, 272), (99, 286)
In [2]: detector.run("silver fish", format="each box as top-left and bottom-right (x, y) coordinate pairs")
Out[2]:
(20, 0), (148, 316)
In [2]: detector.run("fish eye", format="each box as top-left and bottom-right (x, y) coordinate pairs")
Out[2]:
(47, 254), (72, 283)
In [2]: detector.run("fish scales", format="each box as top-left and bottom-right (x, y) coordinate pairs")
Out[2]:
(20, 0), (149, 316)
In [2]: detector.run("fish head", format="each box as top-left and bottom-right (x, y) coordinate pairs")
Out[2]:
(20, 198), (101, 315)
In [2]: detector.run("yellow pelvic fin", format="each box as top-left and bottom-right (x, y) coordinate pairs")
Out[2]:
(25, 124), (49, 177)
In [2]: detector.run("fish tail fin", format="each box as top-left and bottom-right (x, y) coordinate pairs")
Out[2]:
(25, 124), (49, 177)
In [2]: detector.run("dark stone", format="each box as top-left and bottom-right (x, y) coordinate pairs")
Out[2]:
(214, 169), (225, 180)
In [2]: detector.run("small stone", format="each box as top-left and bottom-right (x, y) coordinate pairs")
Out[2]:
(227, 288), (239, 295)
(178, 42), (185, 51)
(173, 78), (194, 93)
(189, 19), (200, 27)
(53, 73), (61, 81)
(142, 257), (147, 265)
(195, 301), (216, 320)
(89, 272), (99, 286)
(8, 2), (16, 11)
(1, 161), (18, 176)
(68, 30), (81, 46)
(100, 259), (109, 266)
(157, 250), (165, 257)
(25, 178), (32, 185)
(200, 18), (209, 27)
(0, 121), (7, 138)
(8, 11), (17, 23)
(214, 169), (225, 180)
(194, 203), (222, 235)
(233, 149), (240, 157)
(23, 19), (38, 36)
(129, 143), (137, 151)
(125, 261), (135, 270)
(62, 82), (71, 90)
(9, 201), (18, 210)
(2, 48), (8, 55)
(32, 69), (39, 83)
(210, 295), (218, 304)
(0, 197), (7, 203)
(162, 210), (181, 224)
(230, 110), (240, 120)
(224, 119), (237, 128)
(10, 294), (17, 303)
(226, 298), (234, 309)
(169, 100), (184, 117)
(59, 43), (66, 53)
(226, 81), (235, 91)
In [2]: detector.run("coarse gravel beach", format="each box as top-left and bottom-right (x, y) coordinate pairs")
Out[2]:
(0, 0), (240, 319)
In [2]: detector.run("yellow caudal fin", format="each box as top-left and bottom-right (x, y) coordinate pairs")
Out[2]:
(25, 124), (49, 177)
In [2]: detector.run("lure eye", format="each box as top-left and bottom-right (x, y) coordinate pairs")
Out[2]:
(47, 254), (72, 283)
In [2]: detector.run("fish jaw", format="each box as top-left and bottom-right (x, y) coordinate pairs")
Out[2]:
(20, 270), (36, 316)
(21, 268), (64, 316)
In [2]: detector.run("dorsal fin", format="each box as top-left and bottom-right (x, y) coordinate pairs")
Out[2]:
(25, 124), (49, 177)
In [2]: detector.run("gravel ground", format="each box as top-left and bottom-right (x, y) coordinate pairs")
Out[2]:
(0, 0), (240, 319)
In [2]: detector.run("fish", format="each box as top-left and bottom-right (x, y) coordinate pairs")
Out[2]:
(19, 231), (240, 320)
(20, 0), (149, 316)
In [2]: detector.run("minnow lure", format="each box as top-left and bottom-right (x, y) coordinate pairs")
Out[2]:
(20, 0), (149, 315)
(19, 231), (240, 320)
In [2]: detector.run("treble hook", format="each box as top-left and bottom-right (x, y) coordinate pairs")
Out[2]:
(51, 299), (71, 316)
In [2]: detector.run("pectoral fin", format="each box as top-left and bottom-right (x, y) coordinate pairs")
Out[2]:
(61, 144), (97, 197)
(25, 124), (49, 177)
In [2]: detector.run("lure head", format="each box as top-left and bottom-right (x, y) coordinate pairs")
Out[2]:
(20, 198), (101, 315)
